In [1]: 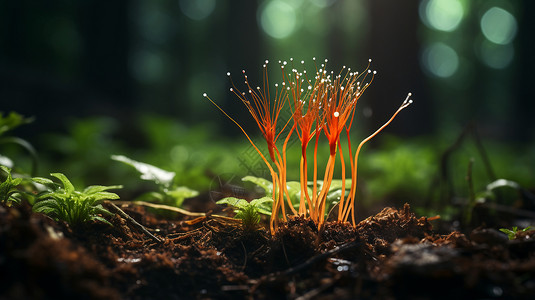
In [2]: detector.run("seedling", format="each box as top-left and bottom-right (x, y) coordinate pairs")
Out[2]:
(217, 196), (272, 231)
(112, 155), (198, 207)
(499, 226), (532, 240)
(32, 173), (121, 226)
(205, 58), (412, 234)
(0, 166), (24, 204)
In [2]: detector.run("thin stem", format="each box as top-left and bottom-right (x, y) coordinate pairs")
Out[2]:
(346, 94), (413, 224)
(336, 138), (347, 222)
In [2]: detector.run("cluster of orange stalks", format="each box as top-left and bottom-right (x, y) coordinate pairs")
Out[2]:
(204, 58), (412, 235)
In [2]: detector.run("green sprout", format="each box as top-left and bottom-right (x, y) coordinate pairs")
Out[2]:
(112, 155), (198, 207)
(499, 226), (532, 240)
(217, 197), (272, 231)
(0, 166), (24, 204)
(32, 173), (121, 226)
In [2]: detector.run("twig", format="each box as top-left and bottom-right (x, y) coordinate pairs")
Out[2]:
(113, 201), (240, 224)
(105, 201), (162, 244)
(113, 200), (206, 217)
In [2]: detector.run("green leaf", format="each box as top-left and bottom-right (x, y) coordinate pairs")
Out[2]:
(112, 155), (175, 187)
(217, 196), (273, 216)
(499, 228), (515, 240)
(136, 191), (165, 202)
(166, 186), (199, 207)
(91, 215), (113, 226)
(31, 177), (55, 186)
(50, 173), (75, 194)
(93, 204), (114, 216)
(249, 196), (273, 216)
(83, 185), (122, 195)
(0, 165), (10, 174)
(0, 112), (33, 136)
(486, 179), (520, 191)
(327, 179), (352, 192)
(285, 181), (302, 207)
(33, 199), (60, 213)
(217, 197), (249, 209)
(0, 166), (24, 203)
(242, 176), (273, 195)
(90, 191), (120, 201)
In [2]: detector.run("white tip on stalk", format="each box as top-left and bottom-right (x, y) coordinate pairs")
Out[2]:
(203, 93), (207, 97)
(334, 111), (340, 118)
(402, 92), (414, 107)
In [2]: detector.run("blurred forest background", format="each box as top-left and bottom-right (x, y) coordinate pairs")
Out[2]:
(1, 0), (534, 217)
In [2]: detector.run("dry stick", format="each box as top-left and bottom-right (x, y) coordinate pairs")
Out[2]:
(105, 201), (162, 244)
(114, 200), (206, 217)
(114, 200), (241, 224)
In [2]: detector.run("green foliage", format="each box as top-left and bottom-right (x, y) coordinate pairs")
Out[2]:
(0, 112), (33, 136)
(216, 196), (273, 231)
(499, 226), (532, 240)
(242, 175), (350, 217)
(363, 136), (437, 204)
(137, 116), (247, 191)
(0, 112), (38, 175)
(39, 117), (126, 187)
(32, 173), (121, 226)
(476, 179), (523, 203)
(112, 155), (198, 207)
(242, 175), (273, 194)
(0, 166), (24, 204)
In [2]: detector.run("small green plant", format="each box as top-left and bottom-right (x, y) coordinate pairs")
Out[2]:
(112, 155), (198, 207)
(499, 226), (532, 240)
(217, 196), (272, 231)
(0, 166), (24, 204)
(32, 173), (121, 226)
(243, 175), (349, 221)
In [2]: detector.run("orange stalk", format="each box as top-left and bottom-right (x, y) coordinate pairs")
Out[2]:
(343, 93), (413, 224)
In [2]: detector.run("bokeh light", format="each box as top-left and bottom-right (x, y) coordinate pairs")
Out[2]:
(259, 0), (297, 39)
(421, 42), (459, 78)
(179, 0), (216, 21)
(478, 39), (514, 69)
(480, 7), (517, 45)
(420, 0), (464, 32)
(310, 0), (337, 8)
(130, 50), (165, 84)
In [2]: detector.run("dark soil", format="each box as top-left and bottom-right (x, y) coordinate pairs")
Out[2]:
(1, 201), (535, 299)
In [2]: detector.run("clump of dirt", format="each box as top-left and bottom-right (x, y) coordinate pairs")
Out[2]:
(1, 202), (535, 299)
